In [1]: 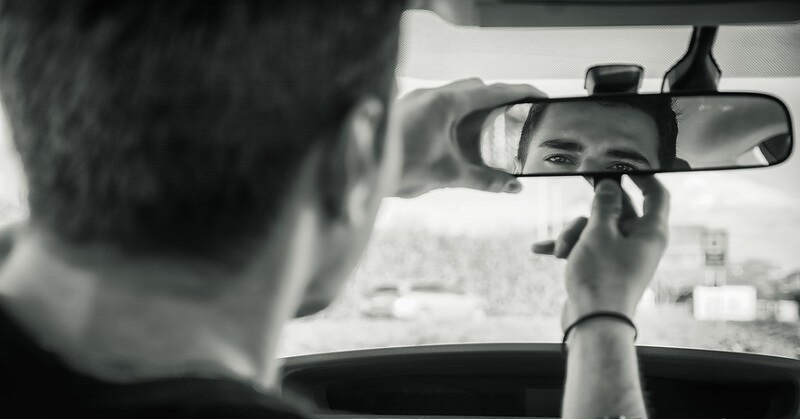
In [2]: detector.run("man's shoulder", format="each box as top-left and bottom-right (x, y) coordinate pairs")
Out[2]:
(0, 298), (310, 419)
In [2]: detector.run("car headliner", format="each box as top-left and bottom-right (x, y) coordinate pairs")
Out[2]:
(398, 12), (800, 81)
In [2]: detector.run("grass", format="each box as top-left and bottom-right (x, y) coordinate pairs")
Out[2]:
(279, 229), (799, 359)
(636, 305), (800, 358)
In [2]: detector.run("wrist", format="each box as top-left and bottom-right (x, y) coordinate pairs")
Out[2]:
(566, 317), (637, 351)
(569, 293), (639, 319)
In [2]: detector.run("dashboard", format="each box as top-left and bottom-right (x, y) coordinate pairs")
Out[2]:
(280, 343), (800, 419)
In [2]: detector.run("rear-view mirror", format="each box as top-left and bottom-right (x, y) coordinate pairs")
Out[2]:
(475, 93), (792, 176)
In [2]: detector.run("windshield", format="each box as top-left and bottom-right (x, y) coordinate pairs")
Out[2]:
(0, 12), (797, 360)
(276, 14), (800, 358)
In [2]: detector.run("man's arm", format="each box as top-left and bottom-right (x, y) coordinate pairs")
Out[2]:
(536, 176), (670, 419)
(564, 319), (645, 418)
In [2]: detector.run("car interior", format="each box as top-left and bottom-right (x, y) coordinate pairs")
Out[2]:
(275, 1), (800, 418)
(282, 343), (800, 419)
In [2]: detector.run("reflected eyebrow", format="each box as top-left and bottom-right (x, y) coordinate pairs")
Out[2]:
(538, 139), (584, 152)
(606, 149), (652, 167)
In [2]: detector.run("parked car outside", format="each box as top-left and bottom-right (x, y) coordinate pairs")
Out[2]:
(360, 281), (486, 321)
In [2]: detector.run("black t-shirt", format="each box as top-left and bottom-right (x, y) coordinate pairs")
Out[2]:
(0, 299), (309, 418)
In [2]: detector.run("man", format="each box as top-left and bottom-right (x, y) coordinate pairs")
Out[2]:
(0, 1), (668, 418)
(515, 96), (679, 174)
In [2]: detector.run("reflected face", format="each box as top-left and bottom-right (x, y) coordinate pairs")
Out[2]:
(520, 101), (661, 174)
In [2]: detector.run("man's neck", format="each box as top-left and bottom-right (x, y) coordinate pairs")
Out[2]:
(0, 221), (316, 390)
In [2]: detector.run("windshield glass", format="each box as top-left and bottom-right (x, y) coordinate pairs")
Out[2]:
(0, 12), (797, 360)
(276, 14), (800, 358)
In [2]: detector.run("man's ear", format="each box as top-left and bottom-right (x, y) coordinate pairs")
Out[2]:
(321, 96), (385, 226)
(0, 221), (20, 263)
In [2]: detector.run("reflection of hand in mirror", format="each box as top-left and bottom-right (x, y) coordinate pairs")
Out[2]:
(513, 96), (678, 174)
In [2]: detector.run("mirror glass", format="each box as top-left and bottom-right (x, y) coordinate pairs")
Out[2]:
(479, 93), (792, 176)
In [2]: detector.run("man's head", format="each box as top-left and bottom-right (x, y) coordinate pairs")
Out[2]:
(0, 0), (405, 311)
(516, 96), (678, 174)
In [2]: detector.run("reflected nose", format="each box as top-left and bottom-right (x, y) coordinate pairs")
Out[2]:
(577, 158), (604, 173)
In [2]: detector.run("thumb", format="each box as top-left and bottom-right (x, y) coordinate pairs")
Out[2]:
(462, 166), (522, 193)
(532, 240), (555, 255)
(589, 179), (623, 230)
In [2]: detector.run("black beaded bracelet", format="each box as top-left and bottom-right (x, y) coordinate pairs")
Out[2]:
(562, 311), (638, 355)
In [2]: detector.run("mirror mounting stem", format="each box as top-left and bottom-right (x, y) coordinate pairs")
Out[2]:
(662, 26), (721, 93)
(584, 64), (643, 95)
(584, 64), (645, 186)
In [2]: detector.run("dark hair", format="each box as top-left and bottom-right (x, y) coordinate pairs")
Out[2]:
(0, 0), (404, 259)
(517, 96), (679, 170)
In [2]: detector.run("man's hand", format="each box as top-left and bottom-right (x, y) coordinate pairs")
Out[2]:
(535, 176), (668, 419)
(533, 176), (670, 329)
(394, 78), (545, 198)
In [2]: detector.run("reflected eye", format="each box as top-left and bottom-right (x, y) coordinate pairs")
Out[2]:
(544, 155), (575, 165)
(608, 162), (638, 172)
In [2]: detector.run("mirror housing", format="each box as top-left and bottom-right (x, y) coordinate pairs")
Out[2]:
(474, 92), (792, 177)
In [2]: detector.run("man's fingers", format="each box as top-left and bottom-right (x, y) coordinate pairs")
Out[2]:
(585, 176), (637, 234)
(401, 78), (485, 101)
(531, 217), (588, 259)
(462, 166), (522, 193)
(589, 179), (623, 231)
(554, 217), (588, 259)
(618, 185), (639, 236)
(532, 240), (555, 255)
(439, 78), (486, 90)
(630, 175), (670, 226)
(451, 82), (547, 117)
(585, 176), (636, 220)
(620, 186), (638, 221)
